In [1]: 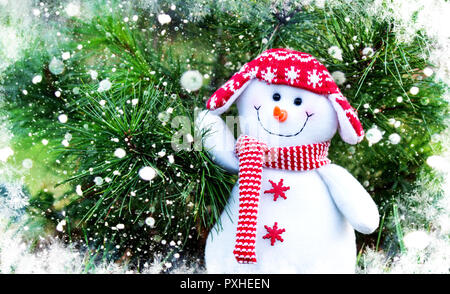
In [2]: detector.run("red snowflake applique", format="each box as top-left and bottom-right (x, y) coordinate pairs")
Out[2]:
(264, 179), (290, 201)
(263, 222), (285, 246)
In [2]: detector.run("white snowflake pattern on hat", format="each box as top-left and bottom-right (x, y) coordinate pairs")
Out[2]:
(209, 94), (218, 109)
(237, 64), (249, 74)
(322, 70), (334, 83)
(223, 79), (236, 92)
(307, 69), (323, 88)
(285, 66), (301, 85)
(270, 51), (292, 61)
(261, 67), (277, 83)
(243, 66), (259, 79)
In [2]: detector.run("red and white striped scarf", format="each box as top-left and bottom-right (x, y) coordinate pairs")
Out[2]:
(233, 135), (331, 264)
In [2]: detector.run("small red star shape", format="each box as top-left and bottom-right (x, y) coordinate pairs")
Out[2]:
(264, 179), (290, 201)
(263, 222), (285, 246)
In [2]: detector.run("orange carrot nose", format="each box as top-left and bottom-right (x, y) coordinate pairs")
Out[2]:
(273, 106), (288, 122)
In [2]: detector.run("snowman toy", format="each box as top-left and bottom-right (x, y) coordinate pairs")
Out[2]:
(197, 48), (379, 273)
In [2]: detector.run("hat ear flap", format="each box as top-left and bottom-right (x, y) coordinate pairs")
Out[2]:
(328, 93), (364, 145)
(208, 80), (252, 115)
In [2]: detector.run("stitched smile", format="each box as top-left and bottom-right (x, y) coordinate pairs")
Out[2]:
(254, 105), (313, 137)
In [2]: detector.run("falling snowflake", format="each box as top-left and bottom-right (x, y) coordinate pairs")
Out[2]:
(362, 47), (375, 58)
(32, 8), (40, 17)
(114, 148), (126, 159)
(409, 86), (419, 95)
(65, 2), (81, 17)
(0, 183), (29, 218)
(180, 70), (203, 92)
(58, 114), (68, 123)
(423, 67), (433, 77)
(88, 70), (98, 80)
(261, 67), (277, 83)
(285, 66), (300, 85)
(56, 220), (66, 232)
(157, 13), (171, 25)
(94, 176), (103, 186)
(331, 71), (346, 85)
(22, 159), (33, 169)
(145, 216), (155, 227)
(98, 79), (112, 92)
(139, 166), (157, 181)
(307, 69), (323, 88)
(328, 46), (343, 61)
(366, 126), (383, 146)
(75, 185), (83, 196)
(49, 57), (64, 75)
(32, 75), (42, 84)
(61, 52), (71, 60)
(388, 133), (401, 145)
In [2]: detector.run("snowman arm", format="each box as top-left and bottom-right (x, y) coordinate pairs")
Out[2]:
(316, 163), (379, 234)
(196, 110), (239, 174)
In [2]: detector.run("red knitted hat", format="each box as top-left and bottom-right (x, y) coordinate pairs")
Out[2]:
(206, 48), (364, 144)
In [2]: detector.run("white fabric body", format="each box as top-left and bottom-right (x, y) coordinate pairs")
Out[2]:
(198, 79), (379, 273)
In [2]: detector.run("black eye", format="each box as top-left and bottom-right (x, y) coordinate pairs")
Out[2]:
(294, 97), (302, 106)
(272, 93), (281, 101)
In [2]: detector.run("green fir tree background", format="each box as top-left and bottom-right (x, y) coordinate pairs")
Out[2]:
(0, 0), (449, 273)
